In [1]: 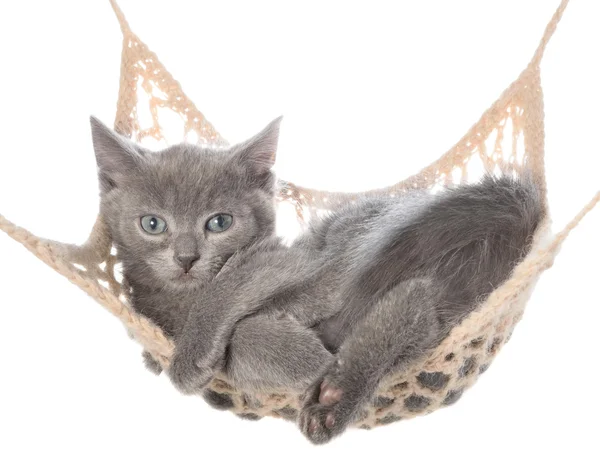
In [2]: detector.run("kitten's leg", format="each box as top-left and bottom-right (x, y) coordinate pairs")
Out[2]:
(173, 312), (333, 394)
(169, 247), (325, 394)
(225, 312), (334, 392)
(201, 312), (333, 412)
(298, 278), (441, 444)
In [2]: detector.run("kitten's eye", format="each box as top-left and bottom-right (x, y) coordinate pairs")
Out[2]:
(206, 214), (233, 233)
(140, 215), (168, 234)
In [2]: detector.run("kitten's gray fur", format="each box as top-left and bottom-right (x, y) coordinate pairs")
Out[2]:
(91, 117), (545, 445)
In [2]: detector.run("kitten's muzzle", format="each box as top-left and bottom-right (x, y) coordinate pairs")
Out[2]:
(175, 254), (200, 273)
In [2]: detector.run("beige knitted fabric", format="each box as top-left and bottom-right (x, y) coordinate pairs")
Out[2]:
(0, 0), (598, 429)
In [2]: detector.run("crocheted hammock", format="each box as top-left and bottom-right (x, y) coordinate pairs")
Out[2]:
(1, 0), (598, 429)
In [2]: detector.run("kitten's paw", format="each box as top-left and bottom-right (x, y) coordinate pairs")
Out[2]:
(142, 351), (163, 375)
(168, 329), (229, 395)
(203, 389), (235, 411)
(168, 351), (215, 395)
(298, 363), (366, 444)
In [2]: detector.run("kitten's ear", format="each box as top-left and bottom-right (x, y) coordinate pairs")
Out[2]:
(231, 116), (282, 178)
(90, 116), (147, 193)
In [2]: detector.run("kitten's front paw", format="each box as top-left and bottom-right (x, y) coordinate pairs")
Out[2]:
(168, 350), (215, 395)
(168, 325), (230, 395)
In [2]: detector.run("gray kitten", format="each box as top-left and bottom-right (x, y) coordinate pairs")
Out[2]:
(91, 118), (545, 444)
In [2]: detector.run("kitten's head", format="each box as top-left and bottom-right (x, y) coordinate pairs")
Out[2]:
(90, 116), (281, 290)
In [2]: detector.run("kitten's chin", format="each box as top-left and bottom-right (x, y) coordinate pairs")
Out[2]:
(150, 260), (225, 291)
(171, 272), (201, 286)
(165, 270), (213, 290)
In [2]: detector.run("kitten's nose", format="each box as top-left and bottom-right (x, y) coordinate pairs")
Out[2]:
(175, 254), (200, 273)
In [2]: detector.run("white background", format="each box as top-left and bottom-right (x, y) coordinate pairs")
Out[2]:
(1, 1), (599, 449)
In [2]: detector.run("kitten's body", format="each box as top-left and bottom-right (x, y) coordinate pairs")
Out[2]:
(90, 118), (544, 444)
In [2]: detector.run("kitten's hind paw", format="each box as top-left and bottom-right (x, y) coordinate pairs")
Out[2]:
(298, 382), (343, 444)
(298, 363), (368, 444)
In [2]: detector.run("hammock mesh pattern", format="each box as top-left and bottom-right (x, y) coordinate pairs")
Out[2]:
(0, 0), (598, 429)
